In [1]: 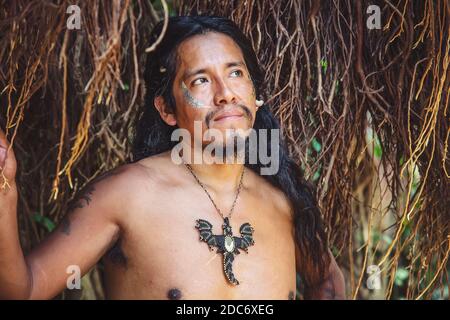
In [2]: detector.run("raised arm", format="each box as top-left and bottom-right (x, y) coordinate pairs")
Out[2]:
(0, 127), (123, 299)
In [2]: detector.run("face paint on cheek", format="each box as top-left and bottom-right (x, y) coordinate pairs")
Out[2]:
(181, 81), (209, 109)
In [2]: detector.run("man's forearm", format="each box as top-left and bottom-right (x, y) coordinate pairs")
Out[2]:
(0, 183), (33, 299)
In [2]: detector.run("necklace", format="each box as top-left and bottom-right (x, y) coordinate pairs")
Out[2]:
(185, 163), (255, 285)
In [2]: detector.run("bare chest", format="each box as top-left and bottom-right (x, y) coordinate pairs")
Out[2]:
(103, 191), (297, 299)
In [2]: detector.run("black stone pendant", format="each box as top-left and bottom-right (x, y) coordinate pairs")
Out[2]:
(195, 217), (255, 285)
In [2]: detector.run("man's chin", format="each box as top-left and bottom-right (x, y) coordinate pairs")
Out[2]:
(202, 133), (249, 163)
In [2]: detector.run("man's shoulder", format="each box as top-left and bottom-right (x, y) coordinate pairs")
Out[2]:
(245, 168), (293, 219)
(91, 152), (176, 196)
(133, 150), (174, 173)
(75, 154), (174, 216)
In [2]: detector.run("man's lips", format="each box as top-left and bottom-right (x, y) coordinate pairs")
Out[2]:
(213, 110), (244, 122)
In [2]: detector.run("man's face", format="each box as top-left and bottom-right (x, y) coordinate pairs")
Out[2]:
(168, 32), (258, 149)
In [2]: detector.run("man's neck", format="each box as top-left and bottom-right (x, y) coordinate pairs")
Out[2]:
(183, 148), (245, 193)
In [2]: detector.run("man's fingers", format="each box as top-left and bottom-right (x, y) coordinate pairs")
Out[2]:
(0, 147), (5, 169)
(0, 126), (9, 148)
(0, 127), (9, 168)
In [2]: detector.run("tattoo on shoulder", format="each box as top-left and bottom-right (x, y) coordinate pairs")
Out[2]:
(67, 170), (118, 215)
(60, 169), (119, 236)
(68, 185), (95, 212)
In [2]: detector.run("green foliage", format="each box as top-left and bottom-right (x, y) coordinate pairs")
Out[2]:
(320, 59), (328, 73)
(394, 268), (409, 286)
(33, 214), (56, 232)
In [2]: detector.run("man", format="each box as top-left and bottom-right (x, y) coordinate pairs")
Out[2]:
(0, 16), (345, 300)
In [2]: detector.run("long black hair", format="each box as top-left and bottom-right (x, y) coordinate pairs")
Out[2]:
(132, 15), (330, 298)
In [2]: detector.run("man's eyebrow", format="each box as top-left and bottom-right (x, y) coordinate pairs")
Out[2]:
(181, 61), (246, 81)
(182, 67), (208, 81)
(226, 60), (246, 69)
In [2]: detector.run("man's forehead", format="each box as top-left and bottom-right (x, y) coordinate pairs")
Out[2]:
(176, 32), (246, 75)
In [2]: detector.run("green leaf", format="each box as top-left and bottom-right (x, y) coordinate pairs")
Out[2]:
(334, 80), (340, 94)
(312, 170), (321, 182)
(331, 246), (339, 256)
(432, 286), (449, 300)
(306, 146), (312, 157)
(311, 137), (322, 153)
(382, 234), (393, 245)
(374, 136), (382, 158)
(33, 214), (56, 232)
(394, 268), (409, 286)
(320, 59), (328, 73)
(372, 230), (381, 243)
(312, 164), (322, 182)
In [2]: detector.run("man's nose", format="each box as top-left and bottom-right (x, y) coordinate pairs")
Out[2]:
(213, 78), (237, 106)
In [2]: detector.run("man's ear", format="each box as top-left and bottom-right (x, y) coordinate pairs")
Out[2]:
(154, 96), (177, 126)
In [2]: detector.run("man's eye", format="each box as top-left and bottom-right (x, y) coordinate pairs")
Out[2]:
(192, 78), (208, 86)
(230, 70), (243, 77)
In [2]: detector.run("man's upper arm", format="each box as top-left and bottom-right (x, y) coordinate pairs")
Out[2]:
(24, 170), (126, 299)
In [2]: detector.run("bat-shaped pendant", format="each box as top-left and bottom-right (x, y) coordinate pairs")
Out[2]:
(195, 217), (255, 285)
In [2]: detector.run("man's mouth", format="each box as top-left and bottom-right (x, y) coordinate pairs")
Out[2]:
(213, 110), (244, 122)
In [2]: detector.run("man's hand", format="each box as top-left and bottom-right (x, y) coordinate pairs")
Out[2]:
(0, 125), (130, 299)
(0, 126), (17, 195)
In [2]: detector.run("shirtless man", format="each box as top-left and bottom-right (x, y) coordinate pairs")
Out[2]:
(0, 16), (345, 300)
